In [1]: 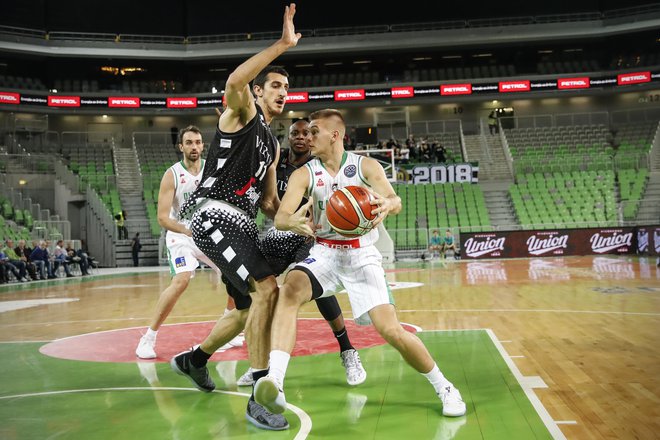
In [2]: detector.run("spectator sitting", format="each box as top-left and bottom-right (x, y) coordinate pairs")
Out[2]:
(442, 229), (459, 259)
(435, 143), (447, 163)
(0, 250), (25, 282)
(14, 239), (38, 281)
(2, 239), (28, 281)
(31, 240), (56, 279)
(399, 145), (410, 164)
(53, 240), (74, 277)
(419, 139), (432, 162)
(428, 230), (442, 258)
(66, 241), (90, 275)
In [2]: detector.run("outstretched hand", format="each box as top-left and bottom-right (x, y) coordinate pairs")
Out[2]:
(282, 3), (302, 48)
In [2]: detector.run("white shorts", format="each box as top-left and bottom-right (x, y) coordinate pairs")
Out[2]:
(166, 231), (220, 277)
(294, 244), (393, 325)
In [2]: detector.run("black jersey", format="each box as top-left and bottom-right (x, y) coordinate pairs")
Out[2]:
(275, 148), (312, 199)
(180, 105), (277, 220)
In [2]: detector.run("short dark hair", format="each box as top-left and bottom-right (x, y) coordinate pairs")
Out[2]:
(178, 125), (202, 145)
(253, 65), (289, 90)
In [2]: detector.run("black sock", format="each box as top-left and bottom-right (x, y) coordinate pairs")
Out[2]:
(190, 346), (212, 368)
(334, 327), (354, 353)
(250, 368), (269, 399)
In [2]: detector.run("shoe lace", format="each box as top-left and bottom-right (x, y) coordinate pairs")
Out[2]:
(342, 350), (361, 370)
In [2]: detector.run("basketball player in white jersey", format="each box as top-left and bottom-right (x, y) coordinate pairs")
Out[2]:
(136, 125), (236, 359)
(254, 109), (467, 418)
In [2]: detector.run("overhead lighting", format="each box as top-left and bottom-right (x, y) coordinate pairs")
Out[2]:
(18, 179), (27, 186)
(209, 68), (227, 72)
(537, 50), (553, 54)
(353, 60), (371, 64)
(324, 61), (343, 66)
(412, 57), (432, 61)
(101, 66), (145, 76)
(211, 86), (218, 94)
(295, 63), (314, 67)
(102, 115), (108, 119)
(472, 53), (492, 58)
(50, 89), (58, 93)
(442, 55), (462, 59)
(564, 48), (583, 52)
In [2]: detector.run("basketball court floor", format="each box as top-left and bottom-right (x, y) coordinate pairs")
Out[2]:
(0, 255), (658, 439)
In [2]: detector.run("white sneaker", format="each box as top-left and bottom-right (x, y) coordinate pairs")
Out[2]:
(136, 334), (157, 359)
(340, 349), (367, 386)
(439, 384), (466, 417)
(237, 367), (255, 386)
(216, 333), (245, 351)
(254, 376), (287, 414)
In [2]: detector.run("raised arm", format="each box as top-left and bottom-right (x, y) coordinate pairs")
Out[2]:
(220, 3), (301, 132)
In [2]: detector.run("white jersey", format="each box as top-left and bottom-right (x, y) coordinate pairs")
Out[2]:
(304, 152), (379, 246)
(169, 160), (205, 224)
(164, 160), (219, 276)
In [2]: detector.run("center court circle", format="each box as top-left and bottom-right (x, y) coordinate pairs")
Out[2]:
(40, 319), (418, 363)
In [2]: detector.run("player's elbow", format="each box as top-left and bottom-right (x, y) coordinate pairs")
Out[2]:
(157, 213), (169, 228)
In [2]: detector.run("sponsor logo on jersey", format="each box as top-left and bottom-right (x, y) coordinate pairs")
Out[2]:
(344, 164), (357, 177)
(302, 257), (316, 264)
(331, 183), (338, 192)
(317, 178), (325, 187)
(175, 256), (186, 267)
(315, 171), (322, 175)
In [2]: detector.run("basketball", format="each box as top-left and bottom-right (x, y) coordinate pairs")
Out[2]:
(326, 186), (377, 237)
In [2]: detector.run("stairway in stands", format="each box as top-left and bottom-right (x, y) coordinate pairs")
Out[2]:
(113, 145), (159, 266)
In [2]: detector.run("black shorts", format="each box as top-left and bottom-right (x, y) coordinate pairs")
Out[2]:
(191, 207), (274, 307)
(260, 227), (312, 276)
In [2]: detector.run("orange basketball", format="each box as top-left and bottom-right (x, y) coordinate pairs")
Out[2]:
(326, 186), (377, 237)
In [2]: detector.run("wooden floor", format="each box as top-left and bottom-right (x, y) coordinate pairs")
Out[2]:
(0, 255), (658, 439)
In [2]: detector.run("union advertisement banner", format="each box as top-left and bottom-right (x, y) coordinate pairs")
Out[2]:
(459, 227), (643, 259)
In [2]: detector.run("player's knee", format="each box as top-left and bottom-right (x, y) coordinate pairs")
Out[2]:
(279, 283), (307, 307)
(376, 324), (405, 346)
(171, 273), (191, 292)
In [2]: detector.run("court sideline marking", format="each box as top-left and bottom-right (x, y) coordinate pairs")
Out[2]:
(484, 328), (570, 440)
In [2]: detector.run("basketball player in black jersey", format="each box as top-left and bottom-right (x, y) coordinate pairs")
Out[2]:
(232, 119), (367, 387)
(170, 3), (300, 431)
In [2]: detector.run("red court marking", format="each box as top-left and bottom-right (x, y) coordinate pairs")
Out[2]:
(39, 319), (417, 363)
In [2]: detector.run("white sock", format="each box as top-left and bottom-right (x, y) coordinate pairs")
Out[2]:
(268, 350), (291, 387)
(146, 328), (158, 339)
(422, 364), (452, 395)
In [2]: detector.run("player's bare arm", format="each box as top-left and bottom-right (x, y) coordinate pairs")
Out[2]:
(220, 3), (301, 134)
(274, 167), (316, 237)
(157, 170), (192, 236)
(362, 157), (401, 227)
(260, 148), (281, 219)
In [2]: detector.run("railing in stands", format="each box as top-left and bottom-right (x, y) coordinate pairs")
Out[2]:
(1, 4), (659, 46)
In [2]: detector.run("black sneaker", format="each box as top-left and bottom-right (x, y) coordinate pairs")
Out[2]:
(170, 349), (215, 392)
(245, 399), (289, 431)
